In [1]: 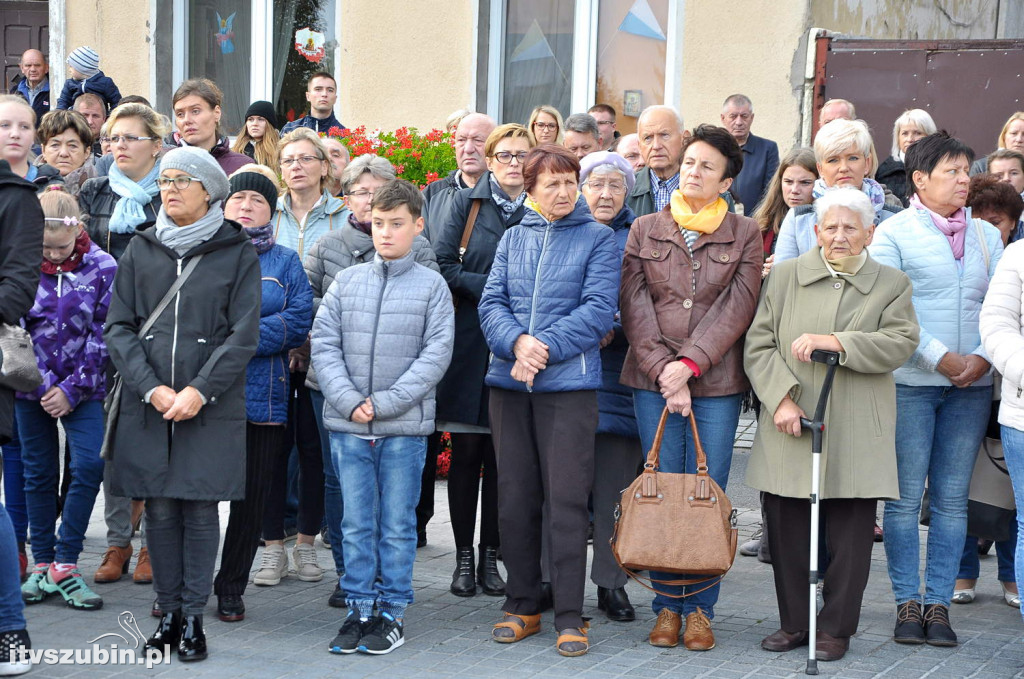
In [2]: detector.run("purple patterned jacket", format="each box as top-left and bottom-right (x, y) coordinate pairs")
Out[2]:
(17, 241), (117, 408)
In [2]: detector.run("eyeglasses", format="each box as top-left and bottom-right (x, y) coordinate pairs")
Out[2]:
(280, 154), (323, 168)
(105, 135), (155, 145)
(594, 120), (615, 127)
(533, 122), (557, 131)
(156, 175), (203, 191)
(347, 189), (375, 199)
(583, 180), (627, 194)
(493, 151), (528, 165)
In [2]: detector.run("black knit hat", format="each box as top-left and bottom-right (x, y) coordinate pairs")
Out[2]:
(244, 101), (278, 130)
(228, 171), (280, 211)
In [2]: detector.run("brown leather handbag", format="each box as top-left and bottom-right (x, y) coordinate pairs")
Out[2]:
(610, 407), (738, 597)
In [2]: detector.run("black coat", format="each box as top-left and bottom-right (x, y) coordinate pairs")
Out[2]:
(877, 156), (910, 208)
(104, 219), (261, 500)
(0, 161), (44, 444)
(422, 169), (466, 243)
(79, 176), (162, 260)
(434, 174), (525, 426)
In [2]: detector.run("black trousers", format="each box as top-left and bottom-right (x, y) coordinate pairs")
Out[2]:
(763, 492), (877, 638)
(490, 388), (596, 631)
(590, 432), (642, 588)
(416, 431), (443, 535)
(215, 423), (288, 596)
(263, 377), (324, 539)
(447, 433), (500, 548)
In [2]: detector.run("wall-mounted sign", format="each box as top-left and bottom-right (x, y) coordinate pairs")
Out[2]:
(623, 90), (643, 117)
(295, 27), (326, 63)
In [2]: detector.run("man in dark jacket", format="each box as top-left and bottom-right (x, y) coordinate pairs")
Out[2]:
(422, 113), (495, 243)
(9, 49), (50, 127)
(281, 72), (345, 135)
(627, 105), (685, 218)
(721, 94), (779, 214)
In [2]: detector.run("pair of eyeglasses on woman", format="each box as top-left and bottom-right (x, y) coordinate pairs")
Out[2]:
(533, 122), (557, 131)
(101, 135), (156, 145)
(583, 180), (627, 194)
(280, 155), (324, 168)
(491, 151), (528, 165)
(156, 175), (203, 191)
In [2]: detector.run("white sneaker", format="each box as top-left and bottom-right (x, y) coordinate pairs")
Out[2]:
(253, 544), (289, 586)
(294, 543), (324, 582)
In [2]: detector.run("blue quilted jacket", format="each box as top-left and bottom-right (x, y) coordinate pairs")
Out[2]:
(869, 205), (1003, 387)
(246, 243), (313, 423)
(479, 197), (619, 393)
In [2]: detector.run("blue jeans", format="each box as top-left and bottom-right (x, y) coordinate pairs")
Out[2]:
(1, 417), (26, 543)
(1000, 425), (1024, 624)
(17, 399), (105, 565)
(331, 433), (425, 620)
(0, 501), (25, 632)
(958, 533), (1016, 582)
(633, 389), (742, 619)
(883, 385), (991, 607)
(310, 389), (344, 576)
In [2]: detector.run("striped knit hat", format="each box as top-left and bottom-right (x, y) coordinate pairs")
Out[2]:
(67, 47), (100, 79)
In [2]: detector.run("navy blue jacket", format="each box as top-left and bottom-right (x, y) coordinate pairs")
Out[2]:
(9, 77), (49, 125)
(732, 133), (779, 214)
(597, 205), (639, 439)
(479, 197), (619, 393)
(281, 112), (345, 136)
(246, 243), (313, 424)
(56, 70), (122, 111)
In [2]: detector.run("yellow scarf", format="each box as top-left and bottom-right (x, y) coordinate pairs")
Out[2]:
(670, 191), (728, 235)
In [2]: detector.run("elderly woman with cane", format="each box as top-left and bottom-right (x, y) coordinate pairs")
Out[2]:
(745, 188), (919, 661)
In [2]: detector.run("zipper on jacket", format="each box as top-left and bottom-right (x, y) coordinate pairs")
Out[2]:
(171, 258), (182, 389)
(366, 262), (390, 435)
(526, 223), (553, 393)
(580, 353), (586, 375)
(55, 271), (65, 375)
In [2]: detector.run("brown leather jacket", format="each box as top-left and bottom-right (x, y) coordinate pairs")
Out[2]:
(620, 208), (763, 397)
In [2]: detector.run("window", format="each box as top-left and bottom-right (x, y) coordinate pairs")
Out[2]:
(273, 0), (338, 126)
(501, 0), (575, 125)
(595, 0), (668, 135)
(187, 0), (251, 134)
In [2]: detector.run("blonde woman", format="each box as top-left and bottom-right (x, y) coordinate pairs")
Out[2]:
(877, 109), (937, 207)
(527, 105), (564, 146)
(972, 112), (1024, 175)
(232, 101), (281, 176)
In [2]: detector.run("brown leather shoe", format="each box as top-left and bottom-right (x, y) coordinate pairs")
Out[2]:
(94, 545), (133, 583)
(815, 631), (849, 661)
(761, 628), (808, 652)
(133, 547), (153, 584)
(649, 609), (682, 647)
(683, 608), (715, 651)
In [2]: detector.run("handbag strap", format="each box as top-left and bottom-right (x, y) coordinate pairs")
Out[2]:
(641, 407), (711, 499)
(137, 255), (204, 339)
(458, 199), (483, 262)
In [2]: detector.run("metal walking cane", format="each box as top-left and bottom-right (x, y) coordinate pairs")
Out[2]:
(800, 349), (840, 676)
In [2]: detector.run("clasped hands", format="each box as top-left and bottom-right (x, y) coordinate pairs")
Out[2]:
(511, 334), (550, 389)
(937, 352), (990, 389)
(150, 385), (204, 422)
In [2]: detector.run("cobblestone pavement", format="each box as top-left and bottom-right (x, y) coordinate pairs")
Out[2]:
(16, 415), (1024, 677)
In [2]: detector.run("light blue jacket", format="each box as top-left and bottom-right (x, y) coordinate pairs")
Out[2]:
(775, 203), (898, 263)
(868, 206), (1003, 387)
(273, 191), (346, 261)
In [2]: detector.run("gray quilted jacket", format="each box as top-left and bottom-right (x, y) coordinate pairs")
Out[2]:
(303, 210), (437, 391)
(311, 252), (454, 436)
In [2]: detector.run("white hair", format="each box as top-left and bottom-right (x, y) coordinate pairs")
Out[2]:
(890, 108), (937, 157)
(814, 187), (875, 230)
(587, 163), (628, 182)
(813, 119), (873, 164)
(637, 105), (684, 132)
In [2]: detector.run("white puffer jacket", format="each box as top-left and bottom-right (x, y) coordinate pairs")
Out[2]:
(981, 240), (1024, 430)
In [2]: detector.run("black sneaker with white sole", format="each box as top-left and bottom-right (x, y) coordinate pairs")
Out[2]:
(0, 628), (32, 675)
(329, 613), (367, 655)
(357, 613), (404, 654)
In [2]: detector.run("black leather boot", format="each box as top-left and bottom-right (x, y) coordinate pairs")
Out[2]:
(477, 546), (506, 596)
(597, 586), (636, 622)
(178, 614), (208, 661)
(144, 610), (182, 657)
(450, 547), (476, 597)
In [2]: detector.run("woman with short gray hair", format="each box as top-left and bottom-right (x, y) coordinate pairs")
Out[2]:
(878, 109), (937, 207)
(745, 187), (919, 661)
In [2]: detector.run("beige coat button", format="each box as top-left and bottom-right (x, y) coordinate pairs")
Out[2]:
(719, 253), (730, 262)
(683, 299), (693, 309)
(651, 249), (660, 257)
(692, 260), (701, 270)
(834, 281), (842, 289)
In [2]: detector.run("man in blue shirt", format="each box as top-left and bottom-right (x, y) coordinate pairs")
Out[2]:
(722, 94), (779, 215)
(9, 49), (50, 127)
(282, 72), (346, 135)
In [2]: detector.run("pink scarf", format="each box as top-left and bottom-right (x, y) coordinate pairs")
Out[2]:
(909, 195), (967, 260)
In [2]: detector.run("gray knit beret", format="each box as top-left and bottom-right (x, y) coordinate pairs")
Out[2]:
(160, 146), (230, 204)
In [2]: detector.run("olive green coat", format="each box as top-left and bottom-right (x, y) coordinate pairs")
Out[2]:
(743, 248), (919, 500)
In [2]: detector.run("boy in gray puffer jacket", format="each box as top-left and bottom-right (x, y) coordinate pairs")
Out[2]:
(312, 179), (454, 656)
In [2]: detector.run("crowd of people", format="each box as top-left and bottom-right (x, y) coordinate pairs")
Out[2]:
(0, 42), (1024, 674)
